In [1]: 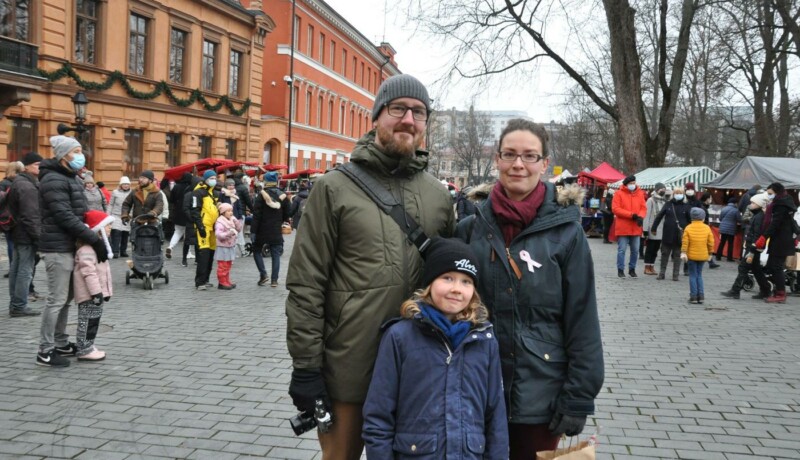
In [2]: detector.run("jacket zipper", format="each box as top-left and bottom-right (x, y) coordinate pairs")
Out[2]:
(506, 247), (523, 280)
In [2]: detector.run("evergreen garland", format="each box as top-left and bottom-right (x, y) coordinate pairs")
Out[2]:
(38, 63), (252, 117)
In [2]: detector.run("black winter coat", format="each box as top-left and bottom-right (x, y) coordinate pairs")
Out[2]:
(744, 209), (765, 251)
(651, 199), (692, 246)
(9, 172), (40, 245)
(762, 194), (798, 257)
(251, 186), (290, 247)
(234, 175), (253, 214)
(456, 193), (476, 222)
(169, 173), (193, 226)
(290, 189), (310, 229)
(38, 158), (99, 253)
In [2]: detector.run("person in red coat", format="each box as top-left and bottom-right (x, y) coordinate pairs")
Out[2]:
(612, 175), (647, 277)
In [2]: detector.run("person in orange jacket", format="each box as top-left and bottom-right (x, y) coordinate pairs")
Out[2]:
(612, 175), (647, 277)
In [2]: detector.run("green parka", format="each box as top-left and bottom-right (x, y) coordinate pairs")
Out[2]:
(285, 130), (456, 403)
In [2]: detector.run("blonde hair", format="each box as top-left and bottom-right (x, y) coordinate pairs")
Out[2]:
(400, 285), (489, 325)
(5, 161), (23, 176)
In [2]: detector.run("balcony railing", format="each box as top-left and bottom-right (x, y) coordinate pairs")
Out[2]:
(0, 36), (38, 76)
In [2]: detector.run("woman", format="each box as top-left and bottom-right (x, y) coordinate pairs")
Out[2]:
(757, 182), (798, 303)
(108, 176), (132, 258)
(82, 171), (106, 212)
(716, 197), (741, 262)
(650, 186), (692, 281)
(642, 183), (668, 275)
(1, 161), (24, 271)
(455, 119), (603, 457)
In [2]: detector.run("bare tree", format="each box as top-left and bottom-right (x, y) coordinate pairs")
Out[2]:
(449, 106), (496, 184)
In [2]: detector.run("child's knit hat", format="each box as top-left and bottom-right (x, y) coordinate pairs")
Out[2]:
(421, 237), (479, 287)
(84, 210), (114, 259)
(690, 207), (705, 221)
(218, 203), (233, 214)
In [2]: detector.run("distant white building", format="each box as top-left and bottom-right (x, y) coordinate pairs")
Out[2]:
(477, 110), (535, 143)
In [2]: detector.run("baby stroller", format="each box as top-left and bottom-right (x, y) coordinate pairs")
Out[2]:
(741, 248), (800, 294)
(125, 214), (169, 290)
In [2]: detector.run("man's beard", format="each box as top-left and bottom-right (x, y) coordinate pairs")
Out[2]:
(377, 125), (421, 157)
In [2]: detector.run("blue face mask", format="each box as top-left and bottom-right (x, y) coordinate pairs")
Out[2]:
(674, 194), (684, 201)
(206, 179), (217, 188)
(67, 153), (86, 171)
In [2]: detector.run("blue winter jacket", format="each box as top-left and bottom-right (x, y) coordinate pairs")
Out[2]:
(362, 314), (509, 459)
(718, 203), (741, 235)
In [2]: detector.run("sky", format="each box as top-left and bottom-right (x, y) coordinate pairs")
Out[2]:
(322, 0), (568, 123)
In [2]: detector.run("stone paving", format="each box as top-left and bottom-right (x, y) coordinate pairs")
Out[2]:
(0, 233), (798, 459)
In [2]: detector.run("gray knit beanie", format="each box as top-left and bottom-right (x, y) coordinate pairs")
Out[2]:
(690, 207), (706, 221)
(372, 74), (431, 121)
(50, 135), (82, 161)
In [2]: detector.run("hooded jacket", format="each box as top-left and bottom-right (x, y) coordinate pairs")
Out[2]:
(651, 199), (692, 246)
(121, 183), (164, 220)
(9, 172), (40, 245)
(285, 129), (456, 403)
(643, 193), (667, 241)
(762, 194), (798, 257)
(109, 187), (132, 232)
(73, 244), (112, 303)
(612, 185), (647, 236)
(363, 314), (508, 459)
(455, 183), (603, 424)
(191, 182), (219, 250)
(251, 186), (290, 247)
(169, 173), (193, 227)
(37, 158), (99, 253)
(718, 202), (742, 236)
(682, 220), (715, 261)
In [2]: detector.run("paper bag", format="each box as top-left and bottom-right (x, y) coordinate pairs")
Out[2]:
(536, 440), (595, 460)
(785, 254), (799, 270)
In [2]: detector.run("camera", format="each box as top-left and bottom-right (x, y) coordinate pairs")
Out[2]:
(289, 399), (333, 436)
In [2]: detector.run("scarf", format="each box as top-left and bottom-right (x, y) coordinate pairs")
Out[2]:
(141, 182), (156, 200)
(217, 214), (237, 231)
(419, 303), (472, 349)
(761, 192), (785, 233)
(490, 181), (547, 245)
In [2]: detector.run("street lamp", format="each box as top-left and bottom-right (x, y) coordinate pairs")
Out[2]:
(57, 91), (90, 135)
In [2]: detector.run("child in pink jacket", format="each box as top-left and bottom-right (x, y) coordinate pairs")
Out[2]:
(73, 210), (114, 361)
(214, 202), (243, 290)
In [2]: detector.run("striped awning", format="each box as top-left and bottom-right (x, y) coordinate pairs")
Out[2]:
(608, 166), (720, 190)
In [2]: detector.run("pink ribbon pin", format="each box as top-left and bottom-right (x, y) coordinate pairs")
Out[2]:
(519, 250), (542, 273)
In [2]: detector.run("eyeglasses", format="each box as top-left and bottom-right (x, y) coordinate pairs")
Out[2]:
(386, 104), (428, 121)
(498, 151), (544, 163)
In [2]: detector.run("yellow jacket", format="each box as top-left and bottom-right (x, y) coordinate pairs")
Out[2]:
(190, 183), (219, 250)
(681, 221), (714, 261)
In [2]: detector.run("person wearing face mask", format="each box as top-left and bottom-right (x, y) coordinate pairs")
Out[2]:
(120, 170), (164, 225)
(190, 170), (220, 290)
(755, 182), (798, 303)
(642, 183), (668, 275)
(716, 197), (742, 262)
(612, 175), (647, 277)
(721, 193), (771, 299)
(651, 186), (692, 281)
(682, 183), (719, 271)
(35, 135), (109, 367)
(108, 176), (133, 258)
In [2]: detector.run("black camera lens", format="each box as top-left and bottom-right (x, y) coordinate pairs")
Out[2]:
(289, 412), (317, 436)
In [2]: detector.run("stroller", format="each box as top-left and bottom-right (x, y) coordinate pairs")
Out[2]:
(125, 214), (169, 290)
(741, 248), (800, 294)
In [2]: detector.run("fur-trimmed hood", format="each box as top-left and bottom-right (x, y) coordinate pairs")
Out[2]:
(468, 182), (584, 207)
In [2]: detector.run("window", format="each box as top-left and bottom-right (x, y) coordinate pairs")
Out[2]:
(315, 159), (321, 170)
(0, 0), (30, 41)
(6, 117), (36, 163)
(330, 41), (336, 69)
(317, 95), (322, 127)
(341, 49), (347, 76)
(291, 86), (298, 122)
(123, 129), (143, 179)
(166, 132), (180, 167)
(290, 157), (297, 173)
(292, 15), (300, 49)
(368, 70), (372, 93)
(319, 32), (325, 63)
(328, 100), (333, 131)
(229, 49), (242, 96)
(360, 62), (365, 86)
(306, 25), (313, 56)
(226, 139), (236, 160)
(303, 158), (309, 169)
(75, 0), (98, 64)
(128, 13), (148, 75)
(352, 57), (357, 81)
(350, 110), (355, 137)
(198, 135), (211, 159)
(202, 39), (217, 91)
(339, 104), (345, 134)
(305, 90), (311, 124)
(169, 28), (187, 84)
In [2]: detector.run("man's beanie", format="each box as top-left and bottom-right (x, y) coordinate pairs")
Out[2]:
(622, 175), (636, 186)
(421, 237), (479, 288)
(22, 152), (43, 166)
(202, 170), (217, 181)
(139, 170), (155, 181)
(263, 171), (279, 185)
(372, 74), (430, 121)
(50, 135), (82, 161)
(690, 207), (706, 221)
(654, 182), (666, 191)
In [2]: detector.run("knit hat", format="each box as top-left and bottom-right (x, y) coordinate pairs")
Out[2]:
(654, 182), (666, 191)
(372, 74), (431, 121)
(21, 152), (43, 166)
(750, 193), (768, 209)
(83, 171), (95, 184)
(49, 135), (82, 161)
(622, 175), (636, 186)
(119, 176), (131, 185)
(224, 178), (235, 187)
(202, 170), (217, 181)
(139, 170), (155, 181)
(684, 182), (696, 190)
(690, 207), (705, 221)
(421, 237), (479, 288)
(263, 171), (278, 185)
(218, 203), (233, 214)
(84, 210), (115, 259)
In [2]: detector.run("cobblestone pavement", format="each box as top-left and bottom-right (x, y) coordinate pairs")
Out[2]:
(0, 233), (798, 459)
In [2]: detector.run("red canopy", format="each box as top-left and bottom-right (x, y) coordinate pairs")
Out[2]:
(282, 168), (325, 180)
(164, 159), (237, 181)
(577, 162), (625, 187)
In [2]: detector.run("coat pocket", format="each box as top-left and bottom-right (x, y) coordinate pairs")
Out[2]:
(393, 432), (437, 455)
(465, 432), (486, 454)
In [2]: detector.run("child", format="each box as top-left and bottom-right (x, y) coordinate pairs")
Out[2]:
(73, 210), (114, 362)
(681, 207), (715, 304)
(362, 237), (508, 458)
(214, 202), (243, 290)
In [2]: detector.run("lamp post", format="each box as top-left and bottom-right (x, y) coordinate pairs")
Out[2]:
(57, 91), (90, 135)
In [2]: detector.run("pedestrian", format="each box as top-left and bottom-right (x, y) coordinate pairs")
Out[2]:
(455, 185), (477, 222)
(362, 237), (508, 458)
(219, 178), (246, 255)
(233, 172), (254, 215)
(1, 161), (23, 275)
(191, 170), (219, 290)
(213, 202), (242, 290)
(120, 170), (164, 224)
(37, 135), (108, 368)
(681, 207), (715, 304)
(82, 171), (106, 212)
(612, 175), (647, 277)
(7, 152), (43, 317)
(108, 176), (132, 258)
(72, 209), (114, 362)
(642, 183), (667, 275)
(651, 186), (692, 281)
(286, 74), (455, 459)
(166, 172), (192, 260)
(251, 171), (290, 287)
(96, 181), (111, 205)
(180, 175), (201, 266)
(684, 183), (719, 271)
(716, 197), (742, 262)
(721, 193), (772, 299)
(289, 180), (310, 230)
(601, 187), (614, 243)
(738, 184), (761, 214)
(755, 182), (798, 303)
(158, 177), (174, 242)
(455, 118), (603, 457)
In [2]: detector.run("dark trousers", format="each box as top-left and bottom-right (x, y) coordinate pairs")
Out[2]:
(716, 233), (736, 260)
(110, 229), (129, 257)
(644, 239), (662, 264)
(195, 248), (215, 287)
(732, 257), (769, 293)
(509, 423), (560, 459)
(602, 215), (613, 242)
(766, 254), (787, 292)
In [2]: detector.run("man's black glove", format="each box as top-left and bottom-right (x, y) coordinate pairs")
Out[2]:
(91, 293), (104, 306)
(197, 226), (207, 239)
(288, 368), (328, 414)
(91, 239), (109, 263)
(548, 411), (587, 437)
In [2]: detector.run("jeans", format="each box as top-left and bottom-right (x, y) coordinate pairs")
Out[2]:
(8, 243), (36, 311)
(253, 243), (284, 281)
(3, 230), (12, 263)
(110, 229), (129, 257)
(688, 260), (704, 297)
(616, 235), (640, 270)
(39, 252), (74, 352)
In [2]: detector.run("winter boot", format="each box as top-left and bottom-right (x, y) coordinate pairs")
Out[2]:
(657, 272), (665, 280)
(765, 291), (787, 304)
(217, 261), (234, 290)
(644, 265), (656, 275)
(628, 269), (638, 278)
(618, 269), (625, 278)
(720, 289), (740, 299)
(752, 290), (770, 300)
(697, 294), (704, 304)
(225, 261), (237, 288)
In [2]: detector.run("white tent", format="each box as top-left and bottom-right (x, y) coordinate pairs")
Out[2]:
(548, 169), (573, 183)
(608, 166), (719, 190)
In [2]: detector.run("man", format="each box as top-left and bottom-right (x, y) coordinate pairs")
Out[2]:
(233, 172), (254, 215)
(7, 152), (43, 317)
(285, 74), (455, 459)
(37, 135), (108, 367)
(251, 171), (291, 287)
(601, 188), (614, 243)
(191, 170), (219, 290)
(612, 175), (647, 277)
(120, 170), (164, 224)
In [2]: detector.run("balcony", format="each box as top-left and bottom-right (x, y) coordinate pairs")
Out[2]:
(0, 36), (38, 76)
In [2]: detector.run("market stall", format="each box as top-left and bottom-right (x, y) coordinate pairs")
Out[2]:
(607, 166), (719, 191)
(577, 162), (625, 237)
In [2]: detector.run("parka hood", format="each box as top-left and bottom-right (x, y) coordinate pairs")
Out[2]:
(467, 182), (494, 202)
(39, 157), (76, 180)
(350, 129), (429, 177)
(773, 194), (798, 212)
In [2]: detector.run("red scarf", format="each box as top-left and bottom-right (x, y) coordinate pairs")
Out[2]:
(490, 181), (547, 245)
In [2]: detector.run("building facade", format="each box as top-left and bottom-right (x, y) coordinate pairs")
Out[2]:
(0, 0), (274, 186)
(250, 0), (400, 173)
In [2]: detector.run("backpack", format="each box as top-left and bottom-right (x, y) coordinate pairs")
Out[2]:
(0, 188), (14, 231)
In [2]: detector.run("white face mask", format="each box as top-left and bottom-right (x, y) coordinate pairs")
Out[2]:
(627, 184), (636, 191)
(686, 190), (695, 197)
(674, 194), (684, 201)
(767, 193), (775, 201)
